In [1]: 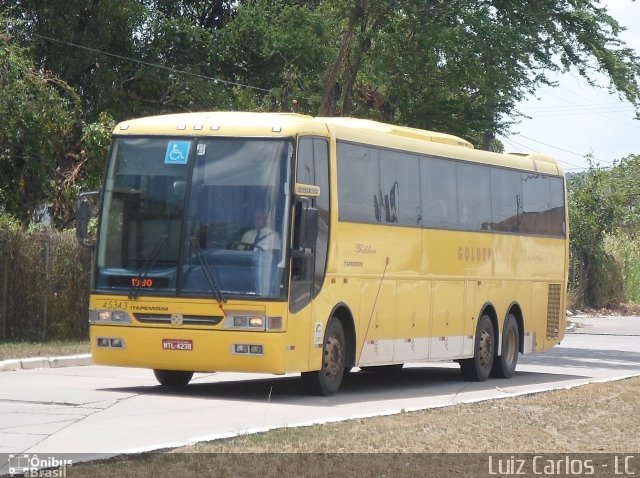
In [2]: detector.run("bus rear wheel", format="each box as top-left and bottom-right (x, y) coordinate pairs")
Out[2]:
(153, 369), (194, 387)
(460, 315), (495, 381)
(301, 318), (346, 396)
(491, 313), (519, 378)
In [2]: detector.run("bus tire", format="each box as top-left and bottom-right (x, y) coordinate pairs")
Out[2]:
(153, 369), (194, 387)
(491, 313), (519, 379)
(301, 318), (346, 396)
(460, 314), (495, 382)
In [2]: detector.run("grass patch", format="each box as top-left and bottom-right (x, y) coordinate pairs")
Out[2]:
(606, 234), (640, 303)
(0, 340), (89, 360)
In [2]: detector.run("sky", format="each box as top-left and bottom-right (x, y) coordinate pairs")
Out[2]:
(498, 0), (640, 173)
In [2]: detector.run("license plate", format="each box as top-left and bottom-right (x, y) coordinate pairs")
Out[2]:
(162, 339), (193, 351)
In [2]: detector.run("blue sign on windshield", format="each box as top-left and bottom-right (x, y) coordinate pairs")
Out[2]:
(165, 141), (191, 165)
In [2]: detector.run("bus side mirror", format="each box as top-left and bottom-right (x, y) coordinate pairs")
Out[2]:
(303, 207), (319, 248)
(293, 200), (318, 256)
(76, 191), (99, 248)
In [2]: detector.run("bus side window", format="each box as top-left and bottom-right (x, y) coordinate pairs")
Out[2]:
(421, 156), (458, 229)
(380, 149), (420, 226)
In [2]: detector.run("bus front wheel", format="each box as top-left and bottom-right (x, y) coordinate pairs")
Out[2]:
(153, 369), (194, 387)
(301, 318), (346, 396)
(460, 315), (495, 381)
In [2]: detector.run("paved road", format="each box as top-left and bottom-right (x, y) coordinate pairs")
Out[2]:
(1, 316), (639, 471)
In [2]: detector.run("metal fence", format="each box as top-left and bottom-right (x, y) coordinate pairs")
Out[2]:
(0, 227), (92, 341)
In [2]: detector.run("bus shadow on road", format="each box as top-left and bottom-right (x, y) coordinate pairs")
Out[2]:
(100, 365), (589, 407)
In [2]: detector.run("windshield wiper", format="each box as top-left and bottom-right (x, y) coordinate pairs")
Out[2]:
(128, 235), (168, 299)
(189, 237), (227, 304)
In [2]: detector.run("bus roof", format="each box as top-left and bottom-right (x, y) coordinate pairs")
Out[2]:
(114, 111), (315, 136)
(114, 112), (472, 147)
(317, 117), (474, 149)
(113, 112), (563, 176)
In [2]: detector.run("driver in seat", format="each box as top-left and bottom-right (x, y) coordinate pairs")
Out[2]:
(239, 208), (281, 256)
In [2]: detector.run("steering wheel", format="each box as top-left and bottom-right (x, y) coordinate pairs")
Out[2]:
(227, 241), (264, 252)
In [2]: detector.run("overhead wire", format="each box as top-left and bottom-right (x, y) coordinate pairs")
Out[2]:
(500, 134), (594, 171)
(521, 105), (635, 117)
(524, 86), (638, 126)
(514, 134), (586, 158)
(509, 74), (638, 170)
(501, 136), (540, 153)
(29, 32), (275, 95)
(558, 83), (640, 126)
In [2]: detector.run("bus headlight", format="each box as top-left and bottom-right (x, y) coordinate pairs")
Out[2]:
(90, 309), (131, 324)
(233, 344), (264, 355)
(225, 314), (281, 331)
(97, 337), (126, 348)
(231, 315), (265, 329)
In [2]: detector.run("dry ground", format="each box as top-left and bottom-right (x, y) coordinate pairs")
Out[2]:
(65, 376), (640, 477)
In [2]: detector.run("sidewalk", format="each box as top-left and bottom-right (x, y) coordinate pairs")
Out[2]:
(0, 354), (91, 372)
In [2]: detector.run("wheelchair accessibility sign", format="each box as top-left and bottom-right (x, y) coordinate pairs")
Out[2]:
(164, 141), (190, 165)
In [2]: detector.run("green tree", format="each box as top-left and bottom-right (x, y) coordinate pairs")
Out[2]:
(317, 0), (640, 146)
(151, 0), (235, 31)
(568, 161), (625, 307)
(2, 1), (639, 228)
(215, 0), (333, 112)
(50, 112), (115, 227)
(0, 29), (80, 225)
(610, 154), (640, 236)
(2, 0), (149, 121)
(4, 0), (639, 141)
(1, 1), (245, 118)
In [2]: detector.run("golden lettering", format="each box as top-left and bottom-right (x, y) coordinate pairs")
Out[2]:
(457, 245), (493, 263)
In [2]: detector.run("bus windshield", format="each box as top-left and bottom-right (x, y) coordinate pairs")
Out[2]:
(95, 137), (292, 299)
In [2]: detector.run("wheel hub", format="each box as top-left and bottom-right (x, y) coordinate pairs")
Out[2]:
(323, 335), (343, 379)
(478, 330), (494, 365)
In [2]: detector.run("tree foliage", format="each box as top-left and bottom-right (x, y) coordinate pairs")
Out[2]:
(2, 0), (149, 120)
(568, 162), (623, 306)
(568, 155), (640, 307)
(0, 1), (639, 228)
(50, 112), (115, 226)
(3, 1), (638, 132)
(0, 29), (80, 225)
(315, 0), (640, 140)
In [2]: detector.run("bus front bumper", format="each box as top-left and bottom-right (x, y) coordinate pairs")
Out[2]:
(90, 325), (288, 374)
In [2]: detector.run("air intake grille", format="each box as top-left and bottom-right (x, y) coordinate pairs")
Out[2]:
(134, 314), (223, 326)
(546, 283), (561, 339)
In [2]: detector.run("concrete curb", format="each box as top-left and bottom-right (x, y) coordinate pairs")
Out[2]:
(0, 354), (91, 372)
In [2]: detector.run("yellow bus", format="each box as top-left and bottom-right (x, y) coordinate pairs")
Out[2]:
(77, 112), (568, 395)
